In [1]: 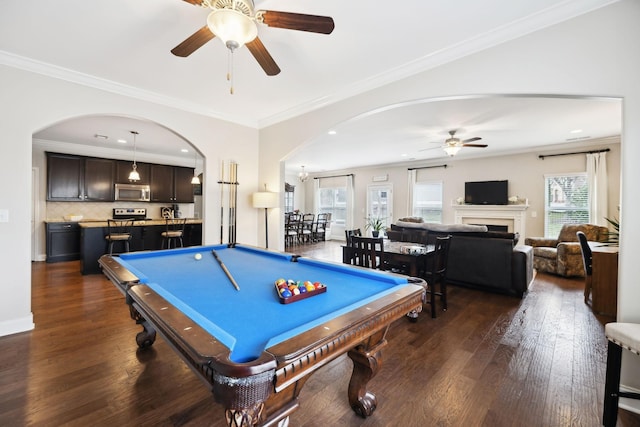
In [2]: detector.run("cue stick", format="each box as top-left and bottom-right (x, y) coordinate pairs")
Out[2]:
(219, 160), (224, 244)
(211, 250), (240, 291)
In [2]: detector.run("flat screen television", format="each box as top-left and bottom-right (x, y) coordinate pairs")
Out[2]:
(464, 180), (508, 205)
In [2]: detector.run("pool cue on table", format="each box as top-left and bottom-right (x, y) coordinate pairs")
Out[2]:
(211, 250), (240, 291)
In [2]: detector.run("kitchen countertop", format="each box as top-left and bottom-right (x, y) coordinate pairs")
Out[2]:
(45, 218), (202, 227)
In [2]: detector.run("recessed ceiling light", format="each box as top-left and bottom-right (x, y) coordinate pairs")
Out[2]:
(117, 139), (127, 144)
(181, 149), (189, 153)
(94, 134), (108, 140)
(401, 153), (407, 157)
(328, 130), (337, 135)
(570, 129), (583, 134)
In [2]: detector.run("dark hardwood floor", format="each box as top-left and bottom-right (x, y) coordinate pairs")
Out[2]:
(1, 240), (639, 426)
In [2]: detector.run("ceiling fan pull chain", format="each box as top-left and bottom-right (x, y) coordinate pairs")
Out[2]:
(227, 48), (235, 95)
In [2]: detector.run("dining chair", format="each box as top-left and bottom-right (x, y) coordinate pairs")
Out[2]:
(313, 213), (329, 241)
(285, 213), (300, 246)
(161, 217), (187, 249)
(576, 231), (593, 303)
(422, 234), (451, 318)
(603, 322), (640, 426)
(298, 213), (315, 243)
(344, 229), (362, 246)
(105, 218), (134, 255)
(349, 236), (385, 270)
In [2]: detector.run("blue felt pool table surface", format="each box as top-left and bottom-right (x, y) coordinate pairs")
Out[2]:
(117, 244), (411, 362)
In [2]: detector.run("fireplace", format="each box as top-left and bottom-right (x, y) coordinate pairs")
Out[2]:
(453, 203), (529, 244)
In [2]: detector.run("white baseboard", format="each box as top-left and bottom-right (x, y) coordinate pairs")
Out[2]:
(0, 314), (34, 337)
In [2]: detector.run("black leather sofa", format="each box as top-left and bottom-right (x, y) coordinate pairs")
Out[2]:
(388, 222), (533, 298)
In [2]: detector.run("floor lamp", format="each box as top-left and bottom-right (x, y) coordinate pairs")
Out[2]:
(252, 185), (278, 249)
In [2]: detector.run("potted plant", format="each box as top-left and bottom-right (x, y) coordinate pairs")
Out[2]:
(365, 216), (386, 237)
(603, 217), (619, 246)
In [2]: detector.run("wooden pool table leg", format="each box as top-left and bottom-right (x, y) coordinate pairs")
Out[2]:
(347, 327), (388, 418)
(129, 304), (156, 348)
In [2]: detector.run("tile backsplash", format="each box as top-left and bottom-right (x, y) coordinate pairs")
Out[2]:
(46, 202), (195, 221)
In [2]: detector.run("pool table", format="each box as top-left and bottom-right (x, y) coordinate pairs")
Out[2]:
(99, 244), (425, 427)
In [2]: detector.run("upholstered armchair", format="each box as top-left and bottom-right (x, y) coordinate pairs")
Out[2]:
(525, 224), (608, 277)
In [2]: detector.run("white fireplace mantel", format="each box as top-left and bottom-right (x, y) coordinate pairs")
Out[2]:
(452, 203), (529, 244)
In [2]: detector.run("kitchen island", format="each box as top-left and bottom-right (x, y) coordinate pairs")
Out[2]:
(78, 219), (202, 274)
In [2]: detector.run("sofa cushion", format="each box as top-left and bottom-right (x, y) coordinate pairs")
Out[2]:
(533, 246), (557, 260)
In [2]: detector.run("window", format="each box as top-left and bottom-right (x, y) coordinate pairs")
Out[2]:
(367, 184), (392, 225)
(544, 173), (589, 237)
(412, 181), (443, 223)
(284, 182), (294, 213)
(318, 187), (346, 225)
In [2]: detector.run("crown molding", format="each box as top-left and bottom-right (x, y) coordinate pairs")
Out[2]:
(0, 50), (258, 129)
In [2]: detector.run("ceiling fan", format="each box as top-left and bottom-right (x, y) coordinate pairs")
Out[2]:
(423, 130), (488, 156)
(171, 0), (335, 77)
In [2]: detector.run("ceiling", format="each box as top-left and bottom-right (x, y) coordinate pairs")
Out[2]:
(1, 0), (622, 171)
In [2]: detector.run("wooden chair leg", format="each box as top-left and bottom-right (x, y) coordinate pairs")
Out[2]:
(603, 340), (622, 427)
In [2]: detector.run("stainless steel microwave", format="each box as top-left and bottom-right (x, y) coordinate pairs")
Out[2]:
(114, 183), (150, 202)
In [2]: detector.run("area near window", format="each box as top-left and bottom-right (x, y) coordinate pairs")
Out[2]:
(544, 172), (589, 238)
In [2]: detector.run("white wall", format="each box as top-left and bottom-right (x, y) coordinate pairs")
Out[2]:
(259, 0), (640, 395)
(0, 64), (260, 336)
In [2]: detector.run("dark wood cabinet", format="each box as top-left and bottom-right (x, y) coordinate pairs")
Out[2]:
(116, 160), (150, 185)
(174, 166), (196, 203)
(47, 153), (84, 201)
(150, 164), (194, 203)
(47, 153), (115, 201)
(46, 222), (81, 263)
(47, 152), (192, 204)
(84, 158), (115, 201)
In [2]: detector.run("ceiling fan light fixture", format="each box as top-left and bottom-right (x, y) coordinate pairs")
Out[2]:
(207, 9), (257, 50)
(298, 166), (309, 182)
(443, 145), (461, 156)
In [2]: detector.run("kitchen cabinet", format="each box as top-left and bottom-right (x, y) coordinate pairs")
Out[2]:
(46, 153), (115, 201)
(116, 160), (150, 185)
(46, 222), (81, 263)
(150, 164), (194, 203)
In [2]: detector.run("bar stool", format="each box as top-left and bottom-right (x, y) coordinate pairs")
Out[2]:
(161, 218), (187, 249)
(105, 219), (134, 255)
(603, 322), (640, 426)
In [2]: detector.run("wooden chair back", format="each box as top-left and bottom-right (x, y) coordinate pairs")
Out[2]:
(349, 236), (385, 270)
(344, 229), (362, 247)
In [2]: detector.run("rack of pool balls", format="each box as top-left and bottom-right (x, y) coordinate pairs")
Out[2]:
(274, 278), (326, 304)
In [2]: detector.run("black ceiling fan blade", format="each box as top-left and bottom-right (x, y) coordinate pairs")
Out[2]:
(246, 37), (281, 76)
(171, 26), (215, 57)
(462, 137), (482, 143)
(259, 10), (335, 34)
(462, 143), (488, 148)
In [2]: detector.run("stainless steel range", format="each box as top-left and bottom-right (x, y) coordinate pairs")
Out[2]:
(112, 208), (148, 220)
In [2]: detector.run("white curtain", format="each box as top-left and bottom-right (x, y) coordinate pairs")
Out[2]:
(346, 174), (354, 230)
(586, 152), (608, 226)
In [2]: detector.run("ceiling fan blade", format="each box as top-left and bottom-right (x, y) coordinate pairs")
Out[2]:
(462, 143), (488, 148)
(246, 37), (281, 76)
(171, 26), (215, 57)
(462, 137), (482, 143)
(259, 11), (335, 34)
(180, 0), (203, 5)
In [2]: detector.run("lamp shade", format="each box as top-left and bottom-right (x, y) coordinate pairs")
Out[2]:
(207, 9), (257, 48)
(252, 191), (278, 208)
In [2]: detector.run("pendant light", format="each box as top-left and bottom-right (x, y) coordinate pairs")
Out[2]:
(191, 150), (201, 185)
(298, 165), (309, 182)
(128, 131), (140, 182)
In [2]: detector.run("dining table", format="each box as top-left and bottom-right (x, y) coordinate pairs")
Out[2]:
(342, 239), (432, 277)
